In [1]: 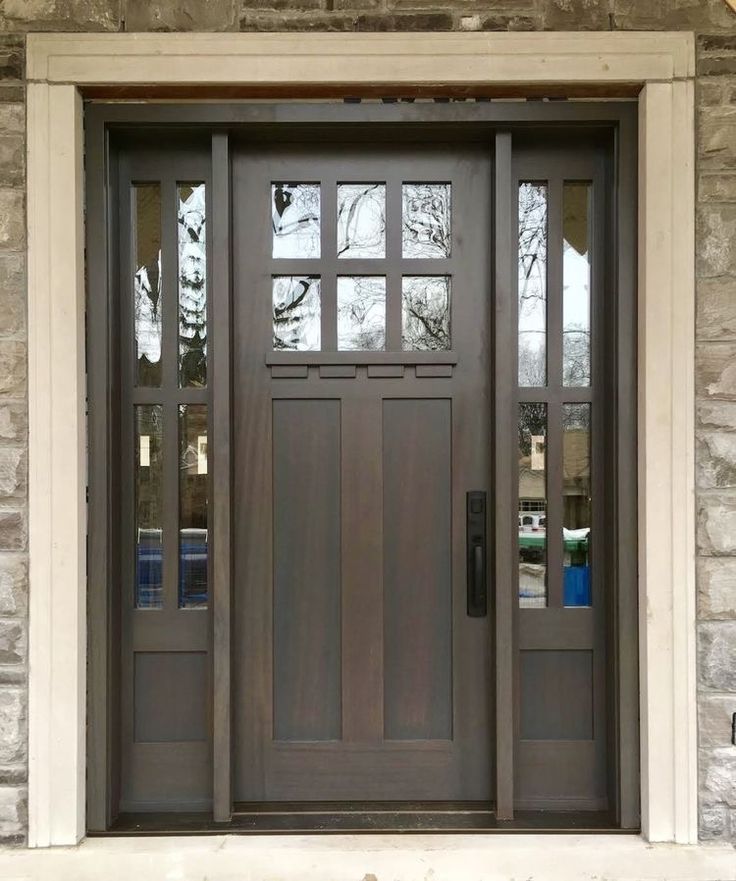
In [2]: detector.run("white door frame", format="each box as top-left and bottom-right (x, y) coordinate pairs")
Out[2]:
(25, 31), (696, 846)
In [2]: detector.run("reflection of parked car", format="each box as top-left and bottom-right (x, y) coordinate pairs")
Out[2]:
(519, 512), (546, 532)
(136, 527), (208, 608)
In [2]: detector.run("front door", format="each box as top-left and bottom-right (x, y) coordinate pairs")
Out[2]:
(232, 136), (494, 801)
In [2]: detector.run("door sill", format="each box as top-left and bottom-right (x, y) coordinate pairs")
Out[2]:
(102, 804), (627, 835)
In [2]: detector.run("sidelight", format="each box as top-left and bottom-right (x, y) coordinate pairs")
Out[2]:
(134, 405), (164, 609)
(562, 403), (592, 607)
(562, 183), (592, 387)
(518, 182), (547, 387)
(518, 402), (547, 608)
(133, 183), (163, 387)
(178, 183), (207, 388)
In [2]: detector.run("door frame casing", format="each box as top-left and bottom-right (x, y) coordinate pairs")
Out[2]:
(25, 31), (695, 846)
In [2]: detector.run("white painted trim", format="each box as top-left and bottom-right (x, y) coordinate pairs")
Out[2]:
(24, 31), (697, 847)
(27, 83), (86, 848)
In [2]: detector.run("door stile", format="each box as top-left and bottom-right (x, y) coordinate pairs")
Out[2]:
(211, 132), (233, 823)
(493, 131), (515, 821)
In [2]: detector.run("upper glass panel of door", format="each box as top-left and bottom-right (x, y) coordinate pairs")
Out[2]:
(270, 181), (452, 352)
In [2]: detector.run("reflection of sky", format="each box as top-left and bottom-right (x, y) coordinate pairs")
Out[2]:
(134, 257), (162, 363)
(563, 242), (590, 334)
(178, 185), (207, 348)
(337, 276), (386, 350)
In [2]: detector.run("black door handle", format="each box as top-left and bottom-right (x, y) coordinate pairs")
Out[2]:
(467, 491), (487, 617)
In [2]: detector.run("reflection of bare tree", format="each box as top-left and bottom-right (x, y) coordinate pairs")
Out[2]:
(402, 276), (450, 350)
(337, 184), (385, 259)
(402, 184), (451, 258)
(273, 276), (321, 351)
(518, 183), (547, 385)
(178, 185), (207, 387)
(272, 183), (321, 258)
(337, 276), (385, 351)
(519, 402), (547, 458)
(563, 328), (591, 386)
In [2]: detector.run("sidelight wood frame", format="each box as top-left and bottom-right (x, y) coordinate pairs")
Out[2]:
(83, 101), (636, 833)
(26, 31), (696, 847)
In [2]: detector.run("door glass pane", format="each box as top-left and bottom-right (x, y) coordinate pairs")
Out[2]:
(337, 276), (386, 350)
(518, 182), (547, 387)
(178, 183), (207, 388)
(337, 183), (386, 259)
(563, 183), (592, 387)
(179, 405), (208, 609)
(519, 403), (547, 608)
(272, 183), (321, 258)
(273, 276), (321, 351)
(135, 405), (163, 609)
(563, 403), (592, 607)
(133, 183), (162, 387)
(402, 183), (451, 258)
(401, 276), (451, 351)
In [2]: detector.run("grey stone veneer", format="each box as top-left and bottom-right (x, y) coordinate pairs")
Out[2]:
(0, 0), (734, 846)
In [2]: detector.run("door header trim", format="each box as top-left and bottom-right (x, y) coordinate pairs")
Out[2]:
(25, 32), (696, 847)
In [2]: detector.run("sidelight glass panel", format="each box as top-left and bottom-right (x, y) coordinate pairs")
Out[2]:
(563, 183), (592, 387)
(135, 405), (164, 609)
(178, 183), (207, 388)
(401, 276), (451, 351)
(179, 405), (208, 609)
(337, 276), (386, 350)
(133, 184), (163, 387)
(563, 403), (592, 607)
(519, 403), (547, 608)
(518, 183), (547, 387)
(272, 183), (321, 258)
(337, 183), (386, 259)
(273, 276), (321, 350)
(402, 183), (451, 258)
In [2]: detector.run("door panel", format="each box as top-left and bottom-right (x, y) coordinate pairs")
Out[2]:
(232, 138), (493, 802)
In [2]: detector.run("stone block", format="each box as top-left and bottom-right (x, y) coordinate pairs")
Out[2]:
(0, 105), (22, 135)
(240, 10), (455, 30)
(698, 490), (736, 554)
(699, 172), (736, 202)
(480, 13), (538, 29)
(698, 32), (736, 77)
(701, 747), (736, 807)
(698, 399), (736, 432)
(614, 0), (736, 32)
(542, 0), (610, 30)
(0, 449), (25, 501)
(700, 119), (736, 170)
(0, 766), (25, 786)
(0, 253), (25, 339)
(0, 785), (25, 846)
(0, 511), (25, 553)
(0, 191), (24, 252)
(699, 694), (736, 748)
(0, 136), (24, 189)
(698, 556), (736, 618)
(697, 432), (736, 487)
(0, 404), (26, 444)
(243, 0), (324, 9)
(0, 342), (25, 399)
(0, 619), (24, 667)
(697, 205), (736, 278)
(697, 277), (736, 339)
(0, 0), (119, 32)
(697, 343), (736, 400)
(700, 799), (731, 840)
(0, 37), (22, 83)
(699, 621), (736, 690)
(0, 556), (26, 617)
(0, 690), (24, 765)
(126, 0), (237, 31)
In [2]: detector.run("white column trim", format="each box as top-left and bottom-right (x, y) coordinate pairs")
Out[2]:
(27, 83), (86, 847)
(24, 31), (697, 846)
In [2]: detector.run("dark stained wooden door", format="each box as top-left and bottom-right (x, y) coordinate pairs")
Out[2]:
(231, 134), (494, 801)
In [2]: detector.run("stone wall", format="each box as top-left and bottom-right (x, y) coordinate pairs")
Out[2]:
(0, 0), (734, 847)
